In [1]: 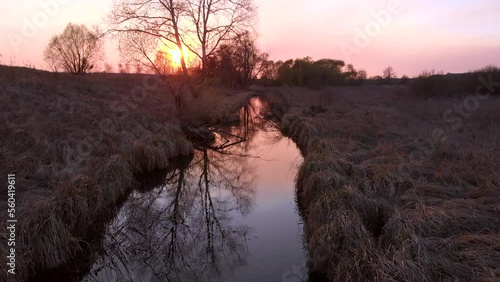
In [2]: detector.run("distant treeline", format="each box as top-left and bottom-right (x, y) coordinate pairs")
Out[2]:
(410, 66), (500, 97)
(257, 57), (368, 88)
(248, 56), (500, 98)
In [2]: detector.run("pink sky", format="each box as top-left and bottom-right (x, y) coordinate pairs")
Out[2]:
(1, 0), (499, 76)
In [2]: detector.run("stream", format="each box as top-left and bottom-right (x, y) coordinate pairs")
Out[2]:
(82, 97), (306, 282)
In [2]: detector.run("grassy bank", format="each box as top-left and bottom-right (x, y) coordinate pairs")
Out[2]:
(0, 66), (199, 281)
(269, 85), (500, 281)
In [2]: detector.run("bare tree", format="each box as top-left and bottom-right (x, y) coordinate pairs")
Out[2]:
(232, 32), (267, 87)
(109, 0), (200, 104)
(118, 30), (165, 74)
(343, 64), (357, 81)
(207, 31), (267, 88)
(183, 0), (256, 73)
(109, 0), (255, 78)
(116, 24), (188, 110)
(357, 69), (367, 80)
(44, 23), (104, 74)
(109, 0), (191, 78)
(383, 66), (396, 79)
(261, 60), (277, 81)
(356, 69), (367, 85)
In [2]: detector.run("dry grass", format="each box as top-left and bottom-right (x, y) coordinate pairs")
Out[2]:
(266, 85), (500, 281)
(409, 70), (500, 98)
(179, 87), (253, 126)
(0, 66), (194, 281)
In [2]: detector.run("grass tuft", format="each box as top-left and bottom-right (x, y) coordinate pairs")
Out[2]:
(271, 85), (500, 281)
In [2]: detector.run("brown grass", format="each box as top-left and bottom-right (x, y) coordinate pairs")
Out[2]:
(264, 85), (500, 281)
(179, 87), (253, 126)
(409, 69), (500, 98)
(0, 66), (195, 281)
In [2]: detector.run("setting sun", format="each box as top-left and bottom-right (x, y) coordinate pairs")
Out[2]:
(168, 46), (189, 67)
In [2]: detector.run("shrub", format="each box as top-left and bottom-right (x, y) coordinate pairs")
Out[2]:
(410, 66), (500, 98)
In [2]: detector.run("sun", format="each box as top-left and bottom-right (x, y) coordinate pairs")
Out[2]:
(168, 46), (188, 67)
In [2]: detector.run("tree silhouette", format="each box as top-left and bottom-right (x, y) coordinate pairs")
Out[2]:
(204, 31), (268, 88)
(264, 57), (350, 87)
(183, 0), (256, 73)
(383, 66), (396, 79)
(109, 0), (256, 89)
(44, 23), (103, 74)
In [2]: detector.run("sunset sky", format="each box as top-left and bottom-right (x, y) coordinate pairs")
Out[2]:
(1, 0), (499, 76)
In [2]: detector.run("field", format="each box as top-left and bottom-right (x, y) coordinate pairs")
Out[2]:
(275, 84), (500, 281)
(1, 64), (499, 281)
(0, 66), (250, 281)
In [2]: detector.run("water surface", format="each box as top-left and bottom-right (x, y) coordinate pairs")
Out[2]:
(84, 98), (305, 282)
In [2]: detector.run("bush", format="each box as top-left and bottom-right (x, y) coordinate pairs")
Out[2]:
(410, 67), (500, 98)
(410, 74), (458, 97)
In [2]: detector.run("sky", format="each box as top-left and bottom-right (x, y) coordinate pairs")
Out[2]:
(1, 0), (499, 76)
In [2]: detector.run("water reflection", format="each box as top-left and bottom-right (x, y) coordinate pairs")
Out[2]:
(84, 97), (304, 282)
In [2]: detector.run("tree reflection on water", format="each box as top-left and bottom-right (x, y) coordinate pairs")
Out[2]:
(85, 97), (280, 282)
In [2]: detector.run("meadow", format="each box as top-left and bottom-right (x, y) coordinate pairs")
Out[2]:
(0, 66), (250, 281)
(276, 83), (500, 281)
(3, 0), (499, 280)
(1, 64), (499, 281)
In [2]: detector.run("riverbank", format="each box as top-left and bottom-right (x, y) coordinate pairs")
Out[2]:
(0, 66), (250, 281)
(73, 97), (305, 282)
(268, 85), (500, 281)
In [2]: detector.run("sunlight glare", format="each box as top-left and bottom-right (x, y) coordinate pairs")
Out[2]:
(168, 46), (188, 68)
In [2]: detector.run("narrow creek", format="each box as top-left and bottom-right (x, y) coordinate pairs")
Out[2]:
(78, 97), (306, 282)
